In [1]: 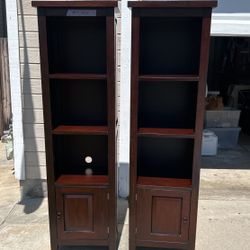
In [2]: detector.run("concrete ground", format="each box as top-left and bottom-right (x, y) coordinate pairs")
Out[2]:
(0, 142), (250, 250)
(202, 132), (250, 170)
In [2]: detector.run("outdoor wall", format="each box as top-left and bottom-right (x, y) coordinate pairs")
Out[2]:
(211, 0), (250, 37)
(0, 0), (10, 136)
(17, 0), (121, 197)
(215, 0), (250, 13)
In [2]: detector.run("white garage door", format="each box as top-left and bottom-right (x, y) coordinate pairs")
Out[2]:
(211, 14), (250, 37)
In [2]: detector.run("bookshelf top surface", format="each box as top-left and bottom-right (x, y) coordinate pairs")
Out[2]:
(128, 0), (217, 8)
(32, 0), (118, 8)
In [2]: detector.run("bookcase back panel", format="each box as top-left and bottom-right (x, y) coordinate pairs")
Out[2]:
(51, 80), (107, 127)
(53, 135), (108, 177)
(47, 16), (107, 74)
(139, 17), (202, 75)
(137, 137), (194, 179)
(138, 81), (197, 128)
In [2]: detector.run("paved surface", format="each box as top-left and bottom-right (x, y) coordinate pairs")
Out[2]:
(0, 142), (250, 250)
(202, 147), (250, 170)
(0, 143), (19, 226)
(197, 169), (250, 250)
(202, 133), (250, 170)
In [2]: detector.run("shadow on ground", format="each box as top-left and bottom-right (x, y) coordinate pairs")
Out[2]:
(18, 198), (46, 214)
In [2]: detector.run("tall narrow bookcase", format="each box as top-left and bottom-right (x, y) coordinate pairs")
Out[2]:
(128, 1), (217, 249)
(32, 1), (117, 249)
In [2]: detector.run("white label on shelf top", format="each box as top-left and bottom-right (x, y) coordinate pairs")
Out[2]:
(67, 9), (97, 17)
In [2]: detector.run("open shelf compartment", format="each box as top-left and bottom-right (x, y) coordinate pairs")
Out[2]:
(47, 16), (107, 74)
(138, 81), (198, 129)
(53, 135), (108, 178)
(50, 79), (107, 127)
(139, 17), (202, 75)
(137, 137), (194, 179)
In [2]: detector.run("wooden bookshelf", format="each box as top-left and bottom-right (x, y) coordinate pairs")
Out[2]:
(129, 1), (217, 249)
(32, 1), (117, 249)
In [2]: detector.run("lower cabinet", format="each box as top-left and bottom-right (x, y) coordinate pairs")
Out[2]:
(56, 186), (109, 241)
(136, 187), (191, 243)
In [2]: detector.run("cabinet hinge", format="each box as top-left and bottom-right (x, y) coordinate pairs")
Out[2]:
(107, 227), (110, 234)
(135, 194), (138, 201)
(107, 193), (110, 200)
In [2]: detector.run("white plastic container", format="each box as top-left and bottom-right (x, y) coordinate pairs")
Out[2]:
(202, 130), (218, 156)
(205, 108), (241, 128)
(208, 127), (241, 148)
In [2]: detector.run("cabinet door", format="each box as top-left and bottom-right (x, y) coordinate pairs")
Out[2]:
(136, 188), (191, 242)
(56, 187), (109, 240)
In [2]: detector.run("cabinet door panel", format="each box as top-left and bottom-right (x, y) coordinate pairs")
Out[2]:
(64, 194), (93, 232)
(152, 196), (182, 235)
(56, 186), (109, 240)
(136, 188), (191, 242)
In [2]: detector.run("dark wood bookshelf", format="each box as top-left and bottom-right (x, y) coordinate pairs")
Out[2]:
(52, 125), (109, 135)
(129, 1), (217, 249)
(32, 1), (117, 249)
(139, 74), (200, 81)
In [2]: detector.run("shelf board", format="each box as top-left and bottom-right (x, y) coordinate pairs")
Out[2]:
(137, 176), (192, 188)
(56, 175), (109, 186)
(32, 1), (118, 8)
(138, 128), (195, 138)
(52, 125), (108, 135)
(128, 1), (217, 8)
(49, 73), (107, 80)
(139, 75), (199, 82)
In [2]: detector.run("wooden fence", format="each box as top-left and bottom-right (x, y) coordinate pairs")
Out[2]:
(0, 37), (11, 136)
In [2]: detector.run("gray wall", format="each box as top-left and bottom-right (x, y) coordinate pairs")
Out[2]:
(214, 0), (250, 13)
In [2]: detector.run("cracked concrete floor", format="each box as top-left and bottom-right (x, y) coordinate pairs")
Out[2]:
(0, 142), (250, 250)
